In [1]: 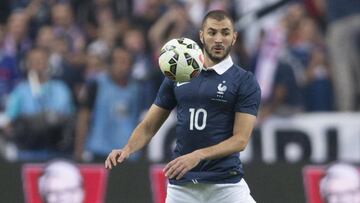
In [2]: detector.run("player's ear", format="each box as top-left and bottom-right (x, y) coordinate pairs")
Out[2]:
(232, 31), (238, 46)
(199, 30), (204, 44)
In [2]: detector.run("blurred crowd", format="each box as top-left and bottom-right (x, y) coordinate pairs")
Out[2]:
(0, 0), (359, 162)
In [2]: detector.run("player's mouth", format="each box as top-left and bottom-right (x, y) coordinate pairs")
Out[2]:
(212, 46), (225, 53)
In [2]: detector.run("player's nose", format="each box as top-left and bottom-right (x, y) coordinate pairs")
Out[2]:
(214, 33), (223, 43)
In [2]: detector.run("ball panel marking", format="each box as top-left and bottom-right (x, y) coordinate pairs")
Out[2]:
(158, 38), (204, 82)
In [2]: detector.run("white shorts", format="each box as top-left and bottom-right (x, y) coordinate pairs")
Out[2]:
(165, 179), (256, 203)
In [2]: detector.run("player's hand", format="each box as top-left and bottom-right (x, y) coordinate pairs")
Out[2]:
(105, 148), (130, 169)
(163, 151), (202, 180)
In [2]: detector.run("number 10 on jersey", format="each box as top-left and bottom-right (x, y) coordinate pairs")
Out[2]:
(189, 108), (207, 130)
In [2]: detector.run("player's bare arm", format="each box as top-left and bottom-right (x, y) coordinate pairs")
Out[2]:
(164, 112), (256, 180)
(105, 105), (170, 169)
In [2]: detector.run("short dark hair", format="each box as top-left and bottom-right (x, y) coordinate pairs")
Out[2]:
(201, 10), (235, 30)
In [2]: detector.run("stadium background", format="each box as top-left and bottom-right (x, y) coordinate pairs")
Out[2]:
(0, 0), (359, 202)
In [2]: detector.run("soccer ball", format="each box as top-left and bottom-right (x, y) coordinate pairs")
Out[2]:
(158, 37), (204, 82)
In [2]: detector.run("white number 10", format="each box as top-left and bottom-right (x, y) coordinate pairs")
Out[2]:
(189, 108), (207, 130)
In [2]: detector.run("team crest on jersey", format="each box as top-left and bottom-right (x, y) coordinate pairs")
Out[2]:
(217, 81), (227, 98)
(211, 81), (228, 103)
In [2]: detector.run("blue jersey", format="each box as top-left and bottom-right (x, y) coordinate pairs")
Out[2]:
(154, 57), (261, 185)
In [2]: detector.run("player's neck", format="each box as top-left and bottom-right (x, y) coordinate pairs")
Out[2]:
(204, 57), (217, 69)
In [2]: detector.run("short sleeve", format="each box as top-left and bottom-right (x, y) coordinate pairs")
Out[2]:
(154, 78), (177, 110)
(235, 72), (261, 116)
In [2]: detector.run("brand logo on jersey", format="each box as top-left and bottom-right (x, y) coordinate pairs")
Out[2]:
(176, 82), (190, 87)
(191, 179), (199, 184)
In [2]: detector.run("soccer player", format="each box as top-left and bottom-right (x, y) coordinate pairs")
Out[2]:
(105, 10), (261, 203)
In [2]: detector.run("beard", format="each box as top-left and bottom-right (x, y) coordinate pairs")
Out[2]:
(203, 41), (232, 64)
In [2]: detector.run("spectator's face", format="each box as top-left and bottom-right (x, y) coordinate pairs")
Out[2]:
(123, 29), (144, 53)
(26, 50), (49, 73)
(52, 4), (73, 28)
(7, 12), (28, 41)
(36, 26), (55, 49)
(287, 4), (304, 21)
(285, 3), (305, 31)
(111, 48), (132, 80)
(200, 18), (237, 64)
(297, 18), (317, 42)
(96, 7), (113, 24)
(98, 24), (116, 44)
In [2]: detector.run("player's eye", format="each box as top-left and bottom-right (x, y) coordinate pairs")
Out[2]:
(207, 31), (216, 36)
(222, 31), (230, 36)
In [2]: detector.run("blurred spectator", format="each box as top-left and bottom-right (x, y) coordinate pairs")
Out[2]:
(123, 27), (159, 109)
(255, 3), (305, 122)
(35, 26), (55, 51)
(51, 2), (85, 54)
(3, 47), (74, 161)
(254, 3), (304, 103)
(255, 2), (334, 121)
(258, 61), (303, 122)
(303, 0), (326, 31)
(2, 10), (32, 63)
(320, 163), (360, 203)
(1, 10), (31, 96)
(86, 7), (117, 64)
(325, 0), (360, 111)
(290, 16), (333, 111)
(234, 0), (287, 55)
(132, 0), (163, 28)
(231, 32), (251, 69)
(48, 35), (85, 107)
(148, 3), (197, 56)
(0, 25), (20, 110)
(131, 0), (166, 52)
(84, 48), (106, 82)
(16, 0), (53, 38)
(185, 0), (229, 28)
(75, 47), (141, 162)
(303, 47), (333, 111)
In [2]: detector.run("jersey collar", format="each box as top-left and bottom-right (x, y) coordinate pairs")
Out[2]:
(204, 56), (233, 75)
